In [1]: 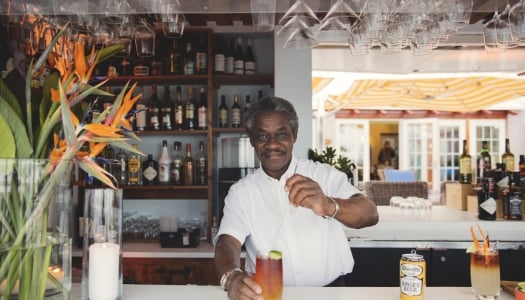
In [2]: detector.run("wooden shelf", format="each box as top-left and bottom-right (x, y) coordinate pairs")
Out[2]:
(95, 75), (209, 85)
(212, 127), (246, 135)
(212, 74), (273, 87)
(136, 129), (208, 136)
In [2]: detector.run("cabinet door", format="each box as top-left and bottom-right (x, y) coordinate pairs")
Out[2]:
(428, 248), (469, 286)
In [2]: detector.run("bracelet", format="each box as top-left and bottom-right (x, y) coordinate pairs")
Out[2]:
(323, 197), (340, 219)
(220, 267), (243, 291)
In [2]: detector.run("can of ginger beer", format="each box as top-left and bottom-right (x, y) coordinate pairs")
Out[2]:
(400, 250), (426, 300)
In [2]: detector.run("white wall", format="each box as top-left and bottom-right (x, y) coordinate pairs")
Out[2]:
(273, 32), (313, 159)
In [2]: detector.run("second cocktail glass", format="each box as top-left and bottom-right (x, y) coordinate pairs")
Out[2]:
(254, 251), (283, 300)
(470, 249), (500, 300)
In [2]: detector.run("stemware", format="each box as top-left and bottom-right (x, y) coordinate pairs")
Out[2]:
(508, 0), (525, 42)
(279, 0), (319, 27)
(316, 0), (359, 43)
(483, 12), (506, 53)
(134, 19), (155, 57)
(160, 0), (186, 38)
(250, 0), (276, 32)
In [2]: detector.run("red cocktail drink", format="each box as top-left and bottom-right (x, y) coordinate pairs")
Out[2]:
(254, 251), (283, 300)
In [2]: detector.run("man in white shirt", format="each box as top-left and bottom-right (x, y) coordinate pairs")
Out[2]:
(214, 96), (379, 300)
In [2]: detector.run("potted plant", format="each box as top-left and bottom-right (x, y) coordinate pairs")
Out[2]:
(0, 24), (142, 299)
(308, 147), (356, 184)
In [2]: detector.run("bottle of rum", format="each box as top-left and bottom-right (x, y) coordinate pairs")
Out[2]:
(173, 86), (184, 130)
(167, 39), (183, 75)
(128, 144), (143, 186)
(148, 84), (161, 130)
(183, 42), (195, 75)
(477, 140), (491, 180)
(502, 138), (515, 172)
(115, 147), (128, 186)
(134, 86), (147, 131)
(244, 38), (256, 75)
(161, 85), (173, 130)
(142, 154), (159, 186)
(170, 141), (184, 185)
(185, 85), (196, 130)
(197, 87), (208, 130)
(196, 141), (207, 185)
(183, 143), (195, 185)
(218, 95), (229, 128)
(158, 140), (171, 185)
(231, 94), (241, 128)
(195, 34), (207, 74)
(459, 139), (472, 184)
(233, 36), (244, 75)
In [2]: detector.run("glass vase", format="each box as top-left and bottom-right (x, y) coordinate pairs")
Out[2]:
(0, 158), (73, 300)
(81, 188), (123, 300)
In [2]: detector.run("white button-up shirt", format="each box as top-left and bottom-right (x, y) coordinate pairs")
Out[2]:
(217, 157), (360, 286)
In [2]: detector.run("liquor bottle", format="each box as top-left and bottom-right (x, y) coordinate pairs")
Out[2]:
(161, 85), (173, 130)
(120, 55), (131, 76)
(167, 39), (183, 75)
(183, 42), (195, 75)
(477, 177), (497, 220)
(211, 216), (219, 242)
(103, 144), (115, 177)
(233, 36), (244, 75)
(218, 95), (229, 128)
(170, 141), (184, 185)
(458, 139), (472, 184)
(184, 85), (196, 130)
(173, 86), (184, 130)
(243, 94), (251, 125)
(231, 94), (241, 128)
(244, 38), (256, 75)
(502, 138), (515, 172)
(258, 89), (264, 100)
(135, 86), (147, 131)
(158, 140), (171, 185)
(115, 147), (128, 186)
(195, 34), (208, 74)
(142, 154), (159, 186)
(196, 141), (207, 185)
(214, 36), (225, 74)
(518, 154), (525, 188)
(477, 140), (491, 180)
(503, 173), (523, 220)
(225, 38), (235, 74)
(148, 84), (161, 130)
(183, 143), (195, 185)
(128, 144), (143, 186)
(197, 87), (208, 130)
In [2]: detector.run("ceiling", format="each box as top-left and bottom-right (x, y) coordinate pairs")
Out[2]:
(15, 0), (525, 112)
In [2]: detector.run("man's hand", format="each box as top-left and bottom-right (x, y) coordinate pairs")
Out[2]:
(285, 174), (335, 217)
(226, 271), (263, 300)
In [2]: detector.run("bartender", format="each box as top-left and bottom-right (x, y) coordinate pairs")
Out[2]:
(214, 96), (378, 300)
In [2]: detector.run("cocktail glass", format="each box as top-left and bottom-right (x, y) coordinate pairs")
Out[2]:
(254, 251), (283, 300)
(470, 249), (500, 300)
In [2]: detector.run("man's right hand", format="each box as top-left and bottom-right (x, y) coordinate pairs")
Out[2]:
(226, 271), (263, 300)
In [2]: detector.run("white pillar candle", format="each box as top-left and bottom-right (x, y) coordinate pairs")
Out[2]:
(88, 242), (120, 300)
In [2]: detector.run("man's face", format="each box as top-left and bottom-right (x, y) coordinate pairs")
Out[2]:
(249, 111), (297, 179)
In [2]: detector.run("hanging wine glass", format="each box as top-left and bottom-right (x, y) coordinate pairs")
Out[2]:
(250, 0), (276, 32)
(315, 0), (359, 43)
(483, 11), (506, 53)
(508, 0), (525, 42)
(279, 0), (319, 27)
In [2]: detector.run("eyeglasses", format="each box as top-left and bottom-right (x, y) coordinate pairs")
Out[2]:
(254, 131), (292, 144)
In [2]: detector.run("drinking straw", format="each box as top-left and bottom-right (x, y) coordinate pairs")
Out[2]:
(272, 164), (298, 250)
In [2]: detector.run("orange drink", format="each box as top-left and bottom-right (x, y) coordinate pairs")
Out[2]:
(470, 250), (500, 299)
(254, 250), (283, 300)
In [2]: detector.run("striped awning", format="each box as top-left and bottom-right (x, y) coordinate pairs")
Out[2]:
(314, 76), (525, 112)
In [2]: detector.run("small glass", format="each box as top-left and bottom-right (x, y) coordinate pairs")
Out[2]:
(470, 248), (500, 300)
(254, 252), (283, 300)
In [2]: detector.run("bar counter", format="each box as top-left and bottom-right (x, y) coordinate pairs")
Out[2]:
(70, 284), (514, 300)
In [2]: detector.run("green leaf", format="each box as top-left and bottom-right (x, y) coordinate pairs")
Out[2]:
(0, 79), (23, 120)
(0, 113), (15, 158)
(0, 93), (32, 158)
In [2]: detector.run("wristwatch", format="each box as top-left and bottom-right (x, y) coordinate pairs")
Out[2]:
(220, 267), (243, 290)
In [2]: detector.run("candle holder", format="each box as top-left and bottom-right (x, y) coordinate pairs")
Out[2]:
(81, 188), (123, 300)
